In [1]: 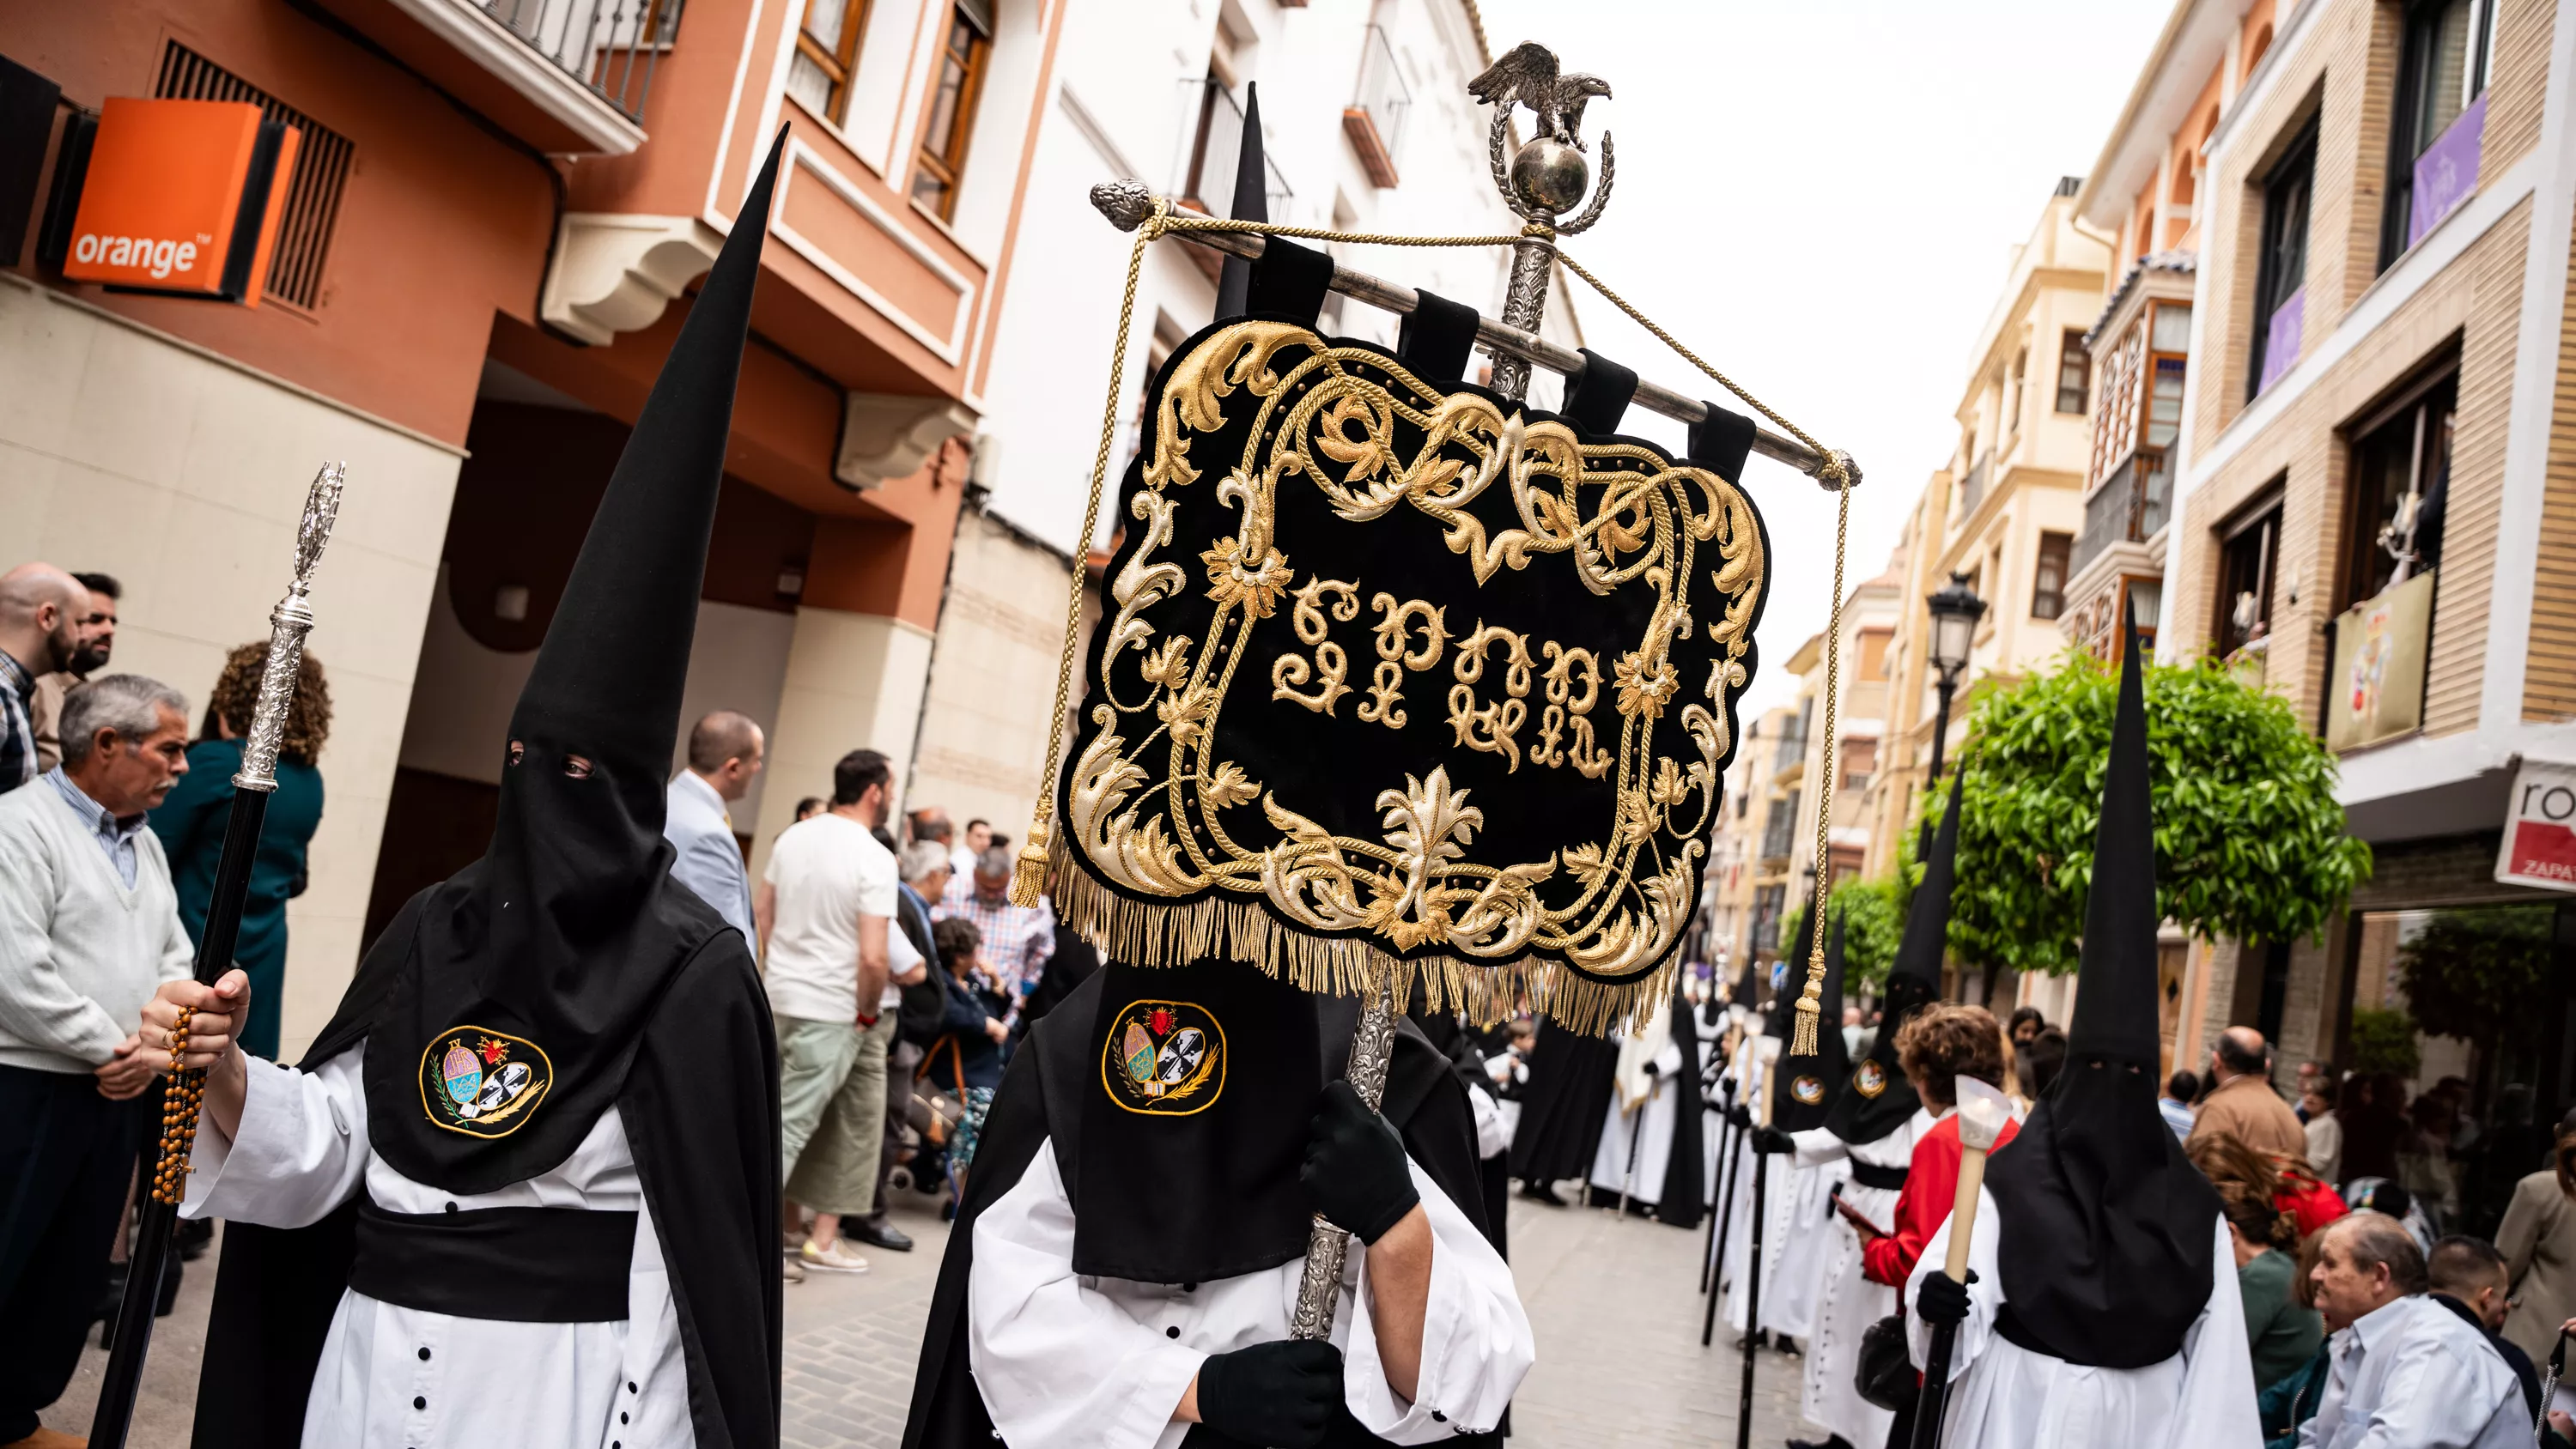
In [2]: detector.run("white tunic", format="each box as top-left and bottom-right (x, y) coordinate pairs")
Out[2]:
(183, 1052), (690, 1449)
(1905, 1201), (2262, 1449)
(1586, 1037), (1684, 1203)
(968, 1136), (1533, 1449)
(1795, 1112), (1927, 1448)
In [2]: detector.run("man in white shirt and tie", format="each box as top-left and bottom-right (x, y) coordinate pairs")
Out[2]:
(2301, 1210), (2524, 1448)
(664, 710), (762, 943)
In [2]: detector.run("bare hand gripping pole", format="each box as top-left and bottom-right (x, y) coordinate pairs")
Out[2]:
(88, 464), (345, 1449)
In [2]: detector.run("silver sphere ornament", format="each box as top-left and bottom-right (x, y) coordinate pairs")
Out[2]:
(1510, 138), (1590, 216)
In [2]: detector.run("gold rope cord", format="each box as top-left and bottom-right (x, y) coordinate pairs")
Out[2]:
(1012, 209), (1851, 1051)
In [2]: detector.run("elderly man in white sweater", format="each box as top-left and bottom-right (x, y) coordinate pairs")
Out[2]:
(0, 674), (198, 1449)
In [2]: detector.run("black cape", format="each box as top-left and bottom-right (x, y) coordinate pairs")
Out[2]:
(1652, 983), (1708, 1228)
(901, 971), (1501, 1449)
(190, 888), (781, 1449)
(1504, 1016), (1618, 1183)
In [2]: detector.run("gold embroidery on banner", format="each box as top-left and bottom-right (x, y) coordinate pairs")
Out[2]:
(1069, 320), (1767, 1031)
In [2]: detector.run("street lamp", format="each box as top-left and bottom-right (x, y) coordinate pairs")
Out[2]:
(1923, 571), (1988, 786)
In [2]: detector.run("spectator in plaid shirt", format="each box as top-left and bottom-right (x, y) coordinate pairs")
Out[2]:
(0, 565), (91, 797)
(934, 845), (1054, 1012)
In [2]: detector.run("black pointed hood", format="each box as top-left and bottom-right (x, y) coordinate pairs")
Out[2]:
(359, 130), (790, 1195)
(1728, 956), (1761, 1016)
(1213, 81), (1266, 320)
(1983, 614), (2220, 1367)
(1771, 915), (1850, 1131)
(1826, 780), (1960, 1143)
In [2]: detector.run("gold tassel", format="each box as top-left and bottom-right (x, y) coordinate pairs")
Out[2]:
(1789, 943), (1826, 1056)
(1008, 819), (1052, 907)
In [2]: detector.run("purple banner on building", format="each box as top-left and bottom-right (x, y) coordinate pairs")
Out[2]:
(2411, 91), (2488, 251)
(2258, 288), (2304, 395)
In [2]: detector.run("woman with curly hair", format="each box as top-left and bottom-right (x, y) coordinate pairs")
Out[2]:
(147, 641), (329, 1060)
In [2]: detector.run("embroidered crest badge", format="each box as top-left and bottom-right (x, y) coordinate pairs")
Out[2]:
(417, 1026), (552, 1137)
(1853, 1058), (1887, 1099)
(1790, 1074), (1825, 1106)
(1099, 1000), (1227, 1116)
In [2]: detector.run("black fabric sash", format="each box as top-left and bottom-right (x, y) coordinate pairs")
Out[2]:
(1847, 1160), (1908, 1192)
(349, 1198), (635, 1322)
(1993, 1302), (2052, 1359)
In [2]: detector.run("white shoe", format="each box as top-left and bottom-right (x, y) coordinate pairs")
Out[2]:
(801, 1239), (869, 1274)
(782, 1255), (807, 1284)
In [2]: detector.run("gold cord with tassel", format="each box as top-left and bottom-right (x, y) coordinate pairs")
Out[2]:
(1788, 476), (1854, 1057)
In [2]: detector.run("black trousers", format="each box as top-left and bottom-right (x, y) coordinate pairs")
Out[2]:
(0, 1063), (146, 1440)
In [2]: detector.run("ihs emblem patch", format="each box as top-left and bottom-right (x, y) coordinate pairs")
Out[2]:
(1789, 1075), (1825, 1106)
(418, 1026), (551, 1137)
(1853, 1058), (1887, 1098)
(1099, 1000), (1226, 1116)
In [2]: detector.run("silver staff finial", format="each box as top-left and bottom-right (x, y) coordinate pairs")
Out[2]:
(234, 463), (346, 794)
(1467, 41), (1616, 236)
(294, 464), (346, 592)
(1466, 42), (1614, 401)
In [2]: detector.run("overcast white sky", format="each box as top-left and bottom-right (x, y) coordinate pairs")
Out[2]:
(1467, 0), (2173, 719)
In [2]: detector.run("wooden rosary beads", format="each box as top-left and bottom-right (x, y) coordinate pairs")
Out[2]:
(149, 1004), (206, 1207)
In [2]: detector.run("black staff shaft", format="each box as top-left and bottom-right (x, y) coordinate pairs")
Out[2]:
(1910, 1320), (1959, 1449)
(1700, 1118), (1741, 1344)
(1615, 1093), (1649, 1216)
(1735, 1148), (1770, 1449)
(89, 785), (270, 1449)
(1699, 1107), (1736, 1295)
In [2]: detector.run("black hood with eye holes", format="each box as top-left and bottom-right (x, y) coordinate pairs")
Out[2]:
(355, 130), (788, 1196)
(1981, 614), (2220, 1367)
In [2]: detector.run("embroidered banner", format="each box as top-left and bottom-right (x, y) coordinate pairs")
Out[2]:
(1051, 319), (1770, 1031)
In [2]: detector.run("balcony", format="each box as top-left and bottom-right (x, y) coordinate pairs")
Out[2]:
(325, 0), (679, 153)
(2074, 446), (2171, 577)
(1956, 452), (1990, 522)
(1342, 26), (1411, 188)
(1177, 77), (1294, 217)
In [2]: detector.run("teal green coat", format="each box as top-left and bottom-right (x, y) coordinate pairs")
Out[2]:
(149, 737), (325, 1061)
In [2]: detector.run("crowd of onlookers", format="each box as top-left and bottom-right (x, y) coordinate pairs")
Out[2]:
(661, 727), (1096, 1283)
(0, 559), (338, 1446)
(2026, 1000), (2576, 1447)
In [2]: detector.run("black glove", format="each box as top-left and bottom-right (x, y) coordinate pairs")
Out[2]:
(1194, 1340), (1343, 1448)
(1915, 1269), (1978, 1326)
(1302, 1079), (1421, 1244)
(1750, 1125), (1795, 1155)
(1723, 1104), (1754, 1131)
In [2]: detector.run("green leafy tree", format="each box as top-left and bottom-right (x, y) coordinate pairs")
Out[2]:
(2347, 1007), (2423, 1077)
(1941, 650), (2370, 978)
(1780, 872), (1908, 994)
(2397, 906), (2559, 1052)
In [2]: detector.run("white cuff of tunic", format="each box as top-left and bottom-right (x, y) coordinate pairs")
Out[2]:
(180, 1054), (301, 1218)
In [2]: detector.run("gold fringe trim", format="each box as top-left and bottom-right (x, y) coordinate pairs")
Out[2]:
(1048, 844), (1672, 1038)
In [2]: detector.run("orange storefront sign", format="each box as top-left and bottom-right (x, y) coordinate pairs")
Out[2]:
(62, 97), (300, 305)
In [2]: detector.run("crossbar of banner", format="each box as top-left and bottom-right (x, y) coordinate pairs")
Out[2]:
(1089, 185), (1856, 489)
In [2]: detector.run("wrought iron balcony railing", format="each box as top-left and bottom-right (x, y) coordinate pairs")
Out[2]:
(2074, 446), (2172, 577)
(1177, 76), (1294, 216)
(477, 0), (680, 125)
(1343, 25), (1411, 188)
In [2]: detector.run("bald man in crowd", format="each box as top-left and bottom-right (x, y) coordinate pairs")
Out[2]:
(0, 565), (91, 796)
(2190, 1025), (2308, 1161)
(665, 709), (764, 943)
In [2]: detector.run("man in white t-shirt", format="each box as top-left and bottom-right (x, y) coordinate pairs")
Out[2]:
(756, 748), (921, 1279)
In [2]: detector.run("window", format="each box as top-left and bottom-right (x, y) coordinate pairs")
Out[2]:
(2056, 329), (2090, 413)
(1752, 883), (1786, 953)
(2341, 367), (2458, 607)
(2215, 492), (2284, 657)
(2032, 531), (2071, 620)
(910, 3), (993, 221)
(787, 0), (871, 124)
(2381, 0), (2496, 268)
(1841, 737), (1877, 791)
(155, 43), (353, 311)
(2249, 118), (2318, 398)
(2006, 348), (2026, 438)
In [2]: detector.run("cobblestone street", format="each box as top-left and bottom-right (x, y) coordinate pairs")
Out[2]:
(62, 1179), (1822, 1448)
